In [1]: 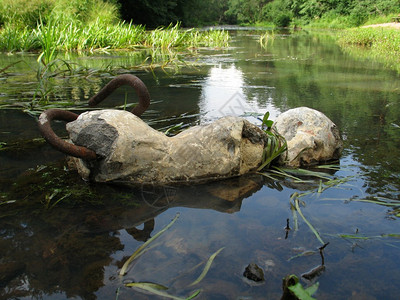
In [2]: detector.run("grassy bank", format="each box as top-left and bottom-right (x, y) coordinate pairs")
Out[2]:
(0, 21), (229, 52)
(0, 21), (230, 55)
(337, 26), (400, 71)
(0, 0), (229, 56)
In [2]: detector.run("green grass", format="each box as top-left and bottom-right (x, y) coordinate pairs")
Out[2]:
(337, 27), (400, 70)
(0, 0), (229, 54)
(0, 20), (229, 54)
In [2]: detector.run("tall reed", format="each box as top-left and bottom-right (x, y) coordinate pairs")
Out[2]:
(0, 19), (229, 53)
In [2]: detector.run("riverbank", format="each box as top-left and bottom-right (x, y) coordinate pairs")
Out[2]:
(336, 22), (400, 72)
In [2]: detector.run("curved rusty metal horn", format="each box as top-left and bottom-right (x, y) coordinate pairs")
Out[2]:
(38, 109), (97, 160)
(88, 74), (150, 116)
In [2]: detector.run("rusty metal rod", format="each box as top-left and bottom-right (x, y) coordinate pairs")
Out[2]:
(38, 108), (97, 160)
(88, 74), (150, 117)
(38, 74), (151, 159)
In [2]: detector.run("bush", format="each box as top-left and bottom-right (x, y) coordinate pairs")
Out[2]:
(274, 13), (291, 27)
(0, 0), (120, 30)
(262, 0), (292, 27)
(0, 0), (55, 29)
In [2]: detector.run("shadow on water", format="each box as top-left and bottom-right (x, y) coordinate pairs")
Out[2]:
(1, 29), (400, 299)
(0, 162), (266, 299)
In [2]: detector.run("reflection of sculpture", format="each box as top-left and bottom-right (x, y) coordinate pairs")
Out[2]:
(126, 219), (155, 242)
(0, 171), (263, 300)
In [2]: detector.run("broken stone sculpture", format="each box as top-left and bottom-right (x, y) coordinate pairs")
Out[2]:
(273, 107), (343, 167)
(38, 75), (343, 185)
(66, 110), (268, 184)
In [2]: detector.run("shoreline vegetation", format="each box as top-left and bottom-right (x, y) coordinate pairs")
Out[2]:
(337, 25), (400, 71)
(0, 0), (229, 58)
(1, 0), (400, 73)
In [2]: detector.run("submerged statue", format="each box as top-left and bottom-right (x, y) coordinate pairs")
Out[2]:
(38, 74), (343, 185)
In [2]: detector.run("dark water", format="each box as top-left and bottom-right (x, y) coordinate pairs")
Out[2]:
(0, 30), (399, 300)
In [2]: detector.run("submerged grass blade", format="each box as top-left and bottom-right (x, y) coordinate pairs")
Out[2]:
(290, 203), (299, 231)
(321, 196), (400, 207)
(189, 247), (225, 286)
(277, 167), (332, 180)
(294, 198), (325, 245)
(125, 282), (168, 290)
(119, 212), (180, 276)
(125, 282), (200, 300)
(335, 233), (400, 240)
(287, 250), (317, 261)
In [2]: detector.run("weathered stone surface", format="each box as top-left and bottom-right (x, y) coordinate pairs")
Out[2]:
(273, 107), (342, 167)
(66, 110), (267, 184)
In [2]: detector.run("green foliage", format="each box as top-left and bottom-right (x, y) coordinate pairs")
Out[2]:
(0, 0), (54, 29)
(179, 0), (229, 26)
(258, 111), (287, 170)
(275, 13), (292, 27)
(0, 14), (228, 54)
(2, 0), (400, 31)
(284, 274), (319, 300)
(337, 27), (400, 72)
(262, 0), (293, 27)
(261, 0), (400, 28)
(224, 0), (267, 24)
(259, 31), (275, 48)
(0, 0), (120, 30)
(338, 27), (400, 54)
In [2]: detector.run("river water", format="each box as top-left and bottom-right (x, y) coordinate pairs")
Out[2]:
(0, 29), (399, 299)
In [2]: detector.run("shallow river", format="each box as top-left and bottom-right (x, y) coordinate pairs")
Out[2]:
(0, 29), (399, 300)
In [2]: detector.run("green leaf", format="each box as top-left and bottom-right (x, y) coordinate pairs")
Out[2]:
(125, 282), (168, 290)
(119, 213), (180, 276)
(262, 111), (274, 129)
(125, 282), (201, 300)
(287, 281), (319, 300)
(189, 247), (224, 286)
(294, 198), (325, 245)
(305, 282), (319, 296)
(262, 111), (270, 124)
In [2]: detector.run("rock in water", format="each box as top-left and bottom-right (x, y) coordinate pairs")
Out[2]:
(273, 107), (342, 167)
(66, 110), (267, 184)
(243, 263), (265, 282)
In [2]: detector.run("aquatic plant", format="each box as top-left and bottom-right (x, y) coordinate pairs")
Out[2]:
(259, 31), (275, 49)
(189, 247), (224, 286)
(291, 192), (325, 245)
(119, 212), (224, 299)
(282, 274), (319, 300)
(124, 282), (200, 300)
(257, 111), (287, 170)
(120, 213), (180, 276)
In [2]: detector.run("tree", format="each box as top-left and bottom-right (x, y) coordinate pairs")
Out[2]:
(118, 0), (180, 27)
(225, 0), (270, 24)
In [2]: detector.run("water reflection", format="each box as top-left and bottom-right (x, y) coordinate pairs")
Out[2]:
(199, 63), (278, 123)
(0, 29), (400, 299)
(0, 168), (264, 300)
(200, 64), (254, 120)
